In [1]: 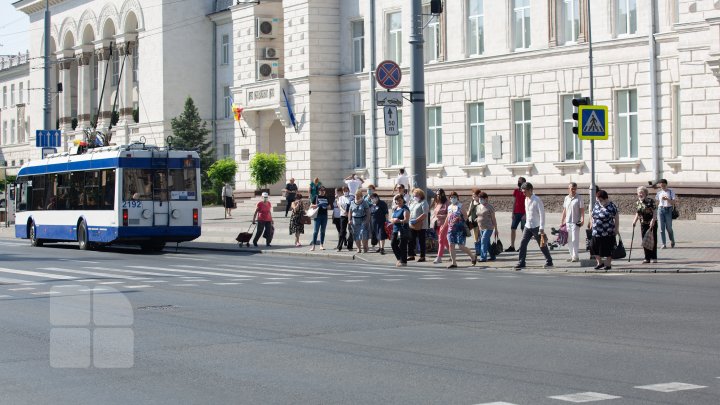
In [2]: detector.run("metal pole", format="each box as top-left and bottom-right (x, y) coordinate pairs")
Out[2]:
(409, 0), (426, 192)
(648, 0), (660, 183)
(43, 0), (51, 131)
(369, 0), (378, 186)
(587, 0), (595, 208)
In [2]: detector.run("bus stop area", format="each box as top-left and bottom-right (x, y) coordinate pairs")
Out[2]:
(1, 204), (719, 274)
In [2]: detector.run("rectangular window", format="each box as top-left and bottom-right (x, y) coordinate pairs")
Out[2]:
(221, 34), (230, 65)
(387, 12), (402, 64)
(352, 20), (365, 73)
(19, 82), (24, 104)
(3, 86), (7, 107)
(112, 50), (120, 86)
(467, 0), (484, 56)
(353, 114), (366, 168)
(223, 86), (231, 119)
(388, 111), (403, 166)
(673, 85), (681, 157)
(11, 84), (15, 105)
(27, 81), (30, 104)
(427, 107), (443, 164)
(133, 43), (139, 84)
(617, 89), (638, 158)
(616, 0), (637, 35)
(559, 0), (580, 44)
(2, 121), (6, 145)
(513, 100), (532, 162)
(513, 0), (531, 50)
(423, 6), (442, 62)
(10, 119), (16, 144)
(468, 103), (485, 163)
(168, 169), (197, 201)
(223, 143), (231, 157)
(562, 94), (583, 160)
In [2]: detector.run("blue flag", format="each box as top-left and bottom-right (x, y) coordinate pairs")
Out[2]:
(282, 89), (298, 133)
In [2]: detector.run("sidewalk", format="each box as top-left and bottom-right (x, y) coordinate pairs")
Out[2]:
(2, 205), (719, 273)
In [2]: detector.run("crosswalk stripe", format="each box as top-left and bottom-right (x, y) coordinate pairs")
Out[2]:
(0, 295), (12, 298)
(58, 259), (100, 264)
(8, 287), (35, 291)
(172, 283), (198, 287)
(214, 282), (241, 285)
(0, 267), (76, 280)
(232, 263), (349, 276)
(261, 282), (285, 285)
(0, 275), (34, 284)
(32, 291), (61, 295)
(127, 265), (259, 279)
(84, 266), (185, 278)
(162, 254), (209, 261)
(124, 285), (152, 289)
(40, 267), (145, 281)
(549, 392), (621, 402)
(175, 265), (301, 278)
(240, 261), (389, 275)
(634, 382), (706, 392)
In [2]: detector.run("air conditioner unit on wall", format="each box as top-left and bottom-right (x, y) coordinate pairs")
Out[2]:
(257, 60), (279, 80)
(263, 47), (278, 59)
(256, 17), (280, 39)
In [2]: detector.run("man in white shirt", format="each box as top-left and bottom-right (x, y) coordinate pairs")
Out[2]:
(655, 178), (677, 248)
(336, 185), (353, 251)
(344, 173), (364, 196)
(396, 168), (410, 190)
(515, 182), (553, 270)
(559, 182), (585, 262)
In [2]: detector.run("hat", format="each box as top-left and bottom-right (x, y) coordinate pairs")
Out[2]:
(261, 192), (269, 198)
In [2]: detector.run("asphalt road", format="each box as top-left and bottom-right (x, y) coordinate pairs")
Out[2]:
(0, 239), (718, 405)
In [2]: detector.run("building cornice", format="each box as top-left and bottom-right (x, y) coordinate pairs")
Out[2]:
(13, 0), (65, 15)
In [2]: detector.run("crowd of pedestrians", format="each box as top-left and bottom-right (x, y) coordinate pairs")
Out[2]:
(248, 171), (679, 270)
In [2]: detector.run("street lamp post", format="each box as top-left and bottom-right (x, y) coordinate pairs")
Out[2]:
(409, 0), (427, 193)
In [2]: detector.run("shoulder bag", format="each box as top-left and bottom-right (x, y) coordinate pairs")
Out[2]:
(612, 236), (627, 259)
(307, 206), (319, 219)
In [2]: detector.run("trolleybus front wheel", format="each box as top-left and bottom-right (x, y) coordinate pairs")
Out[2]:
(77, 221), (93, 251)
(29, 221), (43, 247)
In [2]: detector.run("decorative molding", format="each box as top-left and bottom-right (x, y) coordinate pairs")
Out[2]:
(353, 168), (368, 177)
(504, 162), (534, 176)
(459, 163), (488, 177)
(665, 158), (682, 174)
(553, 161), (585, 175)
(380, 167), (403, 179)
(607, 159), (642, 174)
(426, 165), (445, 178)
(707, 51), (720, 81)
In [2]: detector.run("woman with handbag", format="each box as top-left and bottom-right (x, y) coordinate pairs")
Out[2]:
(431, 189), (449, 264)
(289, 194), (306, 247)
(407, 188), (430, 262)
(309, 187), (329, 251)
(475, 192), (498, 262)
(390, 194), (411, 267)
(590, 190), (620, 270)
(446, 191), (477, 268)
(349, 191), (372, 253)
(633, 186), (658, 263)
(252, 192), (273, 247)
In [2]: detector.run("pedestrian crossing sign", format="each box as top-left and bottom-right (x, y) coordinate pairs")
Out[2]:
(578, 105), (609, 140)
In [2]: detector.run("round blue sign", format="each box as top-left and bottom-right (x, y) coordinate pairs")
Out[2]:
(376, 60), (402, 90)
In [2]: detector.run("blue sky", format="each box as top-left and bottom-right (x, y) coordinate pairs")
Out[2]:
(0, 1), (30, 55)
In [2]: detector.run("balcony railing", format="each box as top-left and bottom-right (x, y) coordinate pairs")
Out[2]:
(0, 51), (30, 71)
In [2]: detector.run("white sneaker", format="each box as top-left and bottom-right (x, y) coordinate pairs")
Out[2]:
(433, 257), (442, 264)
(571, 257), (580, 262)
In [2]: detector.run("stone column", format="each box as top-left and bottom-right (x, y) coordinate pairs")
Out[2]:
(58, 56), (73, 132)
(117, 41), (135, 125)
(76, 51), (93, 130)
(94, 46), (113, 129)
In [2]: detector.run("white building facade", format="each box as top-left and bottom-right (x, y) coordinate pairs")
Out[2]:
(0, 52), (32, 170)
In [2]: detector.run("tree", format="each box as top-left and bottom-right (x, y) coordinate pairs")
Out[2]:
(207, 158), (238, 200)
(249, 153), (286, 190)
(171, 97), (215, 188)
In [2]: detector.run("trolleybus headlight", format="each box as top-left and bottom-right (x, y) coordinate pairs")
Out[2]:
(123, 209), (129, 226)
(193, 208), (199, 226)
(142, 209), (151, 219)
(171, 209), (180, 219)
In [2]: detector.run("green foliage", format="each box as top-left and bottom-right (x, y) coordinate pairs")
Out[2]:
(0, 175), (16, 192)
(249, 153), (286, 190)
(208, 158), (238, 200)
(201, 191), (217, 206)
(171, 97), (215, 188)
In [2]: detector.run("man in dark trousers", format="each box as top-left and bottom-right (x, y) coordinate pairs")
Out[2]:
(336, 185), (354, 251)
(283, 178), (298, 217)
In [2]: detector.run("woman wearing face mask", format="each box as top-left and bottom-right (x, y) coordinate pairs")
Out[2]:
(475, 192), (498, 262)
(369, 192), (389, 254)
(252, 192), (274, 247)
(590, 190), (620, 270)
(467, 189), (482, 243)
(407, 188), (429, 262)
(309, 187), (329, 251)
(431, 189), (449, 264)
(390, 194), (411, 267)
(446, 191), (477, 268)
(349, 190), (372, 253)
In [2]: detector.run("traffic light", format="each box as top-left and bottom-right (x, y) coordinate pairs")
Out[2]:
(571, 97), (591, 135)
(430, 0), (443, 14)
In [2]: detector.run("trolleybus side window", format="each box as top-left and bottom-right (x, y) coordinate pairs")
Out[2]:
(16, 179), (28, 212)
(85, 171), (100, 209)
(101, 170), (115, 210)
(123, 169), (153, 201)
(31, 175), (45, 211)
(168, 169), (198, 200)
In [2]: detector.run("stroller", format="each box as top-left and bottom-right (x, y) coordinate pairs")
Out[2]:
(548, 225), (568, 251)
(236, 223), (256, 247)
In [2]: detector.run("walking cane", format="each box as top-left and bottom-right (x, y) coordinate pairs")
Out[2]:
(627, 224), (636, 262)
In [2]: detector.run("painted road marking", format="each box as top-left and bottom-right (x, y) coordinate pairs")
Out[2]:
(0, 267), (76, 280)
(172, 283), (198, 287)
(124, 285), (152, 289)
(85, 266), (184, 278)
(214, 282), (241, 285)
(0, 275), (34, 284)
(8, 287), (35, 291)
(59, 259), (100, 264)
(342, 280), (365, 283)
(420, 277), (445, 280)
(31, 291), (61, 295)
(261, 282), (285, 285)
(129, 265), (259, 279)
(382, 279), (403, 281)
(297, 280), (325, 284)
(144, 280), (168, 283)
(634, 382), (706, 392)
(549, 392), (621, 402)
(98, 281), (124, 285)
(474, 402), (518, 405)
(0, 295), (12, 298)
(78, 288), (109, 292)
(169, 265), (300, 278)
(40, 267), (145, 281)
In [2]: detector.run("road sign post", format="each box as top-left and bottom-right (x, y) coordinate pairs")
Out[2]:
(383, 106), (399, 136)
(375, 60), (402, 90)
(578, 105), (608, 140)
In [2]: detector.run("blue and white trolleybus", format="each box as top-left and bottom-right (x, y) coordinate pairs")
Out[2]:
(13, 142), (202, 251)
